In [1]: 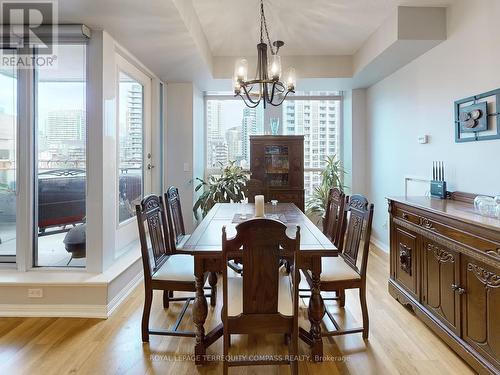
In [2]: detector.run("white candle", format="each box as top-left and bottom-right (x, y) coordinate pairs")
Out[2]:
(255, 195), (265, 217)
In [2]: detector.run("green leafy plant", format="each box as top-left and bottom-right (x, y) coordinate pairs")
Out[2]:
(306, 155), (346, 221)
(193, 161), (249, 219)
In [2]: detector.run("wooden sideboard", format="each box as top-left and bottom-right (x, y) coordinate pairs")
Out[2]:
(250, 135), (305, 211)
(387, 195), (500, 375)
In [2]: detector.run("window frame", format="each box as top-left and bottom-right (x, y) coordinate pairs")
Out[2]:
(114, 52), (153, 254)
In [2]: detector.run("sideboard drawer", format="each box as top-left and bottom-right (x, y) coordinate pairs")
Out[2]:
(395, 207), (420, 225)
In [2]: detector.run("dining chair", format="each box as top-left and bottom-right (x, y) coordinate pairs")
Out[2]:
(323, 187), (348, 250)
(136, 194), (210, 342)
(304, 194), (374, 339)
(299, 189), (348, 302)
(221, 218), (300, 375)
(165, 186), (217, 307)
(164, 186), (189, 249)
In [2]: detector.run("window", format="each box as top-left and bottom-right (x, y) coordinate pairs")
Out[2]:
(205, 93), (342, 201)
(34, 45), (87, 267)
(118, 72), (144, 223)
(206, 99), (264, 170)
(115, 54), (152, 256)
(0, 62), (17, 262)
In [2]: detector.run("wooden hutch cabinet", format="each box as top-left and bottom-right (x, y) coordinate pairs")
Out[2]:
(387, 194), (500, 374)
(250, 135), (304, 211)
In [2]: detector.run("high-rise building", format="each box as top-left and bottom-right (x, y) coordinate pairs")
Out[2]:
(241, 107), (257, 164)
(225, 126), (242, 163)
(206, 100), (224, 168)
(283, 99), (340, 199)
(45, 110), (86, 165)
(46, 110), (86, 149)
(213, 141), (229, 167)
(125, 84), (143, 164)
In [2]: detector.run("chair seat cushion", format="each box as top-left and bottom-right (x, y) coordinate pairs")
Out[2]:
(152, 254), (194, 282)
(227, 272), (293, 317)
(319, 256), (360, 282)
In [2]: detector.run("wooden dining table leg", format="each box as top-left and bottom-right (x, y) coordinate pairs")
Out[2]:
(193, 257), (208, 365)
(308, 257), (325, 362)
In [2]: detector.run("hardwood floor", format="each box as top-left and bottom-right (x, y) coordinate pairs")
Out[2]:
(0, 248), (474, 375)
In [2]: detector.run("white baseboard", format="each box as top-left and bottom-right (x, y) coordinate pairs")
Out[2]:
(371, 237), (389, 253)
(106, 271), (143, 316)
(0, 303), (108, 318)
(0, 270), (143, 319)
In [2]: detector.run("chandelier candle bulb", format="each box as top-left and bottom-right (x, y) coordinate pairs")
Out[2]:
(286, 67), (296, 90)
(255, 195), (265, 217)
(269, 55), (281, 80)
(234, 59), (248, 81)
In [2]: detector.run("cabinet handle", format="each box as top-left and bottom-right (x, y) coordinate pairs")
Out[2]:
(402, 213), (409, 220)
(451, 284), (466, 294)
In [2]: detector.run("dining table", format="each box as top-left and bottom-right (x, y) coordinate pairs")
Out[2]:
(178, 202), (339, 365)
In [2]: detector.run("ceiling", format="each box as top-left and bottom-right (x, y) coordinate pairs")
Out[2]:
(56, 0), (211, 82)
(54, 0), (452, 86)
(192, 0), (452, 56)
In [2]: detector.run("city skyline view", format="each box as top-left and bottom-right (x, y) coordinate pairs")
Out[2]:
(206, 95), (341, 199)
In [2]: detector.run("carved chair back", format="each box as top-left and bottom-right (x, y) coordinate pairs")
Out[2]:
(245, 178), (265, 203)
(323, 188), (347, 250)
(136, 195), (170, 281)
(165, 186), (186, 249)
(341, 194), (374, 278)
(222, 218), (300, 315)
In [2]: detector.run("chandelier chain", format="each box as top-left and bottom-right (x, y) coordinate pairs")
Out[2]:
(260, 0), (275, 54)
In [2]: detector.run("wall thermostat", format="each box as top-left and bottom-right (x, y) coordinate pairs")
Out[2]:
(418, 135), (428, 144)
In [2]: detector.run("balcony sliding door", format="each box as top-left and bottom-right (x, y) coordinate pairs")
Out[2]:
(0, 62), (17, 263)
(34, 45), (87, 267)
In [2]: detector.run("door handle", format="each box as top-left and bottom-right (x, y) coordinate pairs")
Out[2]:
(147, 163), (155, 170)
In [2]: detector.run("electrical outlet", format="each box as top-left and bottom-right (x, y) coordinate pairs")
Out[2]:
(28, 288), (43, 298)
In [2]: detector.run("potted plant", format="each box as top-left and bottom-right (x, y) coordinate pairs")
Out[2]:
(306, 155), (346, 224)
(193, 161), (249, 219)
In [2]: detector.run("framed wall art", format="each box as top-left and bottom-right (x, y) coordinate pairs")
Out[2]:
(454, 88), (500, 142)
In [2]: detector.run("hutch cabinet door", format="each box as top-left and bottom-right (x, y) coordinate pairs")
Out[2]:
(288, 141), (304, 189)
(393, 226), (419, 298)
(250, 141), (266, 182)
(422, 240), (461, 335)
(461, 256), (500, 370)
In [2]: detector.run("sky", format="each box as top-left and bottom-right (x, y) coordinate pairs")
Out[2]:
(219, 100), (247, 132)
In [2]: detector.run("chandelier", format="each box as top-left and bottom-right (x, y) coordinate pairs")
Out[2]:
(233, 0), (296, 108)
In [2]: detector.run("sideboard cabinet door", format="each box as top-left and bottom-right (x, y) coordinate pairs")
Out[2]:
(393, 226), (419, 299)
(461, 256), (500, 370)
(422, 240), (461, 335)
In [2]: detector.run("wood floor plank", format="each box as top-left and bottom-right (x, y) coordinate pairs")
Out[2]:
(0, 248), (474, 375)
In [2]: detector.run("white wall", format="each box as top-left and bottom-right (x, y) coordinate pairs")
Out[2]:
(166, 83), (196, 232)
(365, 0), (500, 249)
(192, 85), (205, 226)
(343, 89), (367, 196)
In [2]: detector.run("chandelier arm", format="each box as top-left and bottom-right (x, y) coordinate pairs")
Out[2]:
(268, 81), (277, 103)
(268, 89), (294, 107)
(273, 81), (286, 93)
(242, 84), (261, 105)
(237, 93), (261, 109)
